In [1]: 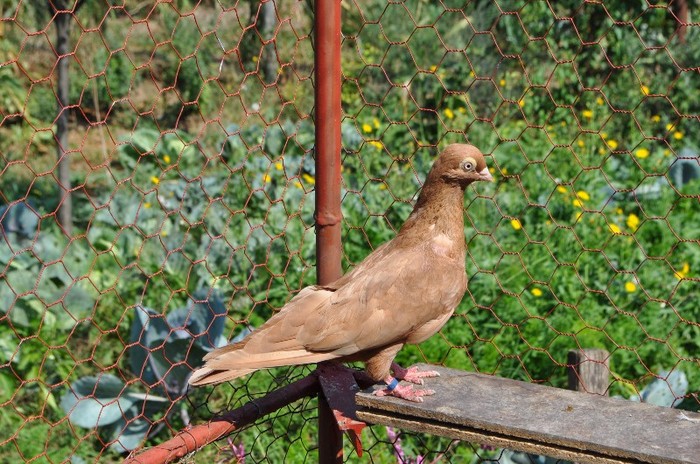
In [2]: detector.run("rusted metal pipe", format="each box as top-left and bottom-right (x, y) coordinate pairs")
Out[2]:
(314, 0), (344, 462)
(123, 373), (320, 464)
(314, 0), (343, 287)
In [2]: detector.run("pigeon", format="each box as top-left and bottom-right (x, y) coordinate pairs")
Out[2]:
(189, 144), (493, 401)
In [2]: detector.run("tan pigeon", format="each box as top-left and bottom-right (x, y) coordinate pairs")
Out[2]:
(189, 144), (493, 401)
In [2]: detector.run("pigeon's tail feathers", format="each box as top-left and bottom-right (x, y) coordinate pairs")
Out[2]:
(188, 339), (337, 386)
(188, 366), (257, 386)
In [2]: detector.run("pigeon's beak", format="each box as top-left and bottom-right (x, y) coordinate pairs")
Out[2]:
(478, 167), (494, 182)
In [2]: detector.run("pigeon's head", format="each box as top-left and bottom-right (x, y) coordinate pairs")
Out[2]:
(433, 144), (493, 186)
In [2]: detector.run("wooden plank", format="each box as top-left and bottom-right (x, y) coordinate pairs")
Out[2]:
(568, 349), (610, 395)
(356, 364), (700, 464)
(357, 410), (629, 464)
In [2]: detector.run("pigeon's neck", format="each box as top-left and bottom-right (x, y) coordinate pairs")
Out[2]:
(398, 180), (467, 244)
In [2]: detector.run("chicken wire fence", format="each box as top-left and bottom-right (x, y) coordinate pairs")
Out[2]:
(0, 0), (698, 462)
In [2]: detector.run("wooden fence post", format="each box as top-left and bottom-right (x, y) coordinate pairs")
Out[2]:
(567, 349), (610, 396)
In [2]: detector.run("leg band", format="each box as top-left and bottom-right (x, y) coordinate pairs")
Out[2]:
(386, 378), (400, 391)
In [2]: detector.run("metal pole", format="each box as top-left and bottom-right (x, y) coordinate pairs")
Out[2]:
(314, 0), (343, 462)
(314, 0), (343, 286)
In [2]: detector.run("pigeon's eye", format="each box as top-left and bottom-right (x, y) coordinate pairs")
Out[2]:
(461, 158), (476, 172)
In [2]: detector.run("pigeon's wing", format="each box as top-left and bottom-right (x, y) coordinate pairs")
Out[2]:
(190, 286), (333, 385)
(297, 240), (467, 355)
(189, 285), (339, 385)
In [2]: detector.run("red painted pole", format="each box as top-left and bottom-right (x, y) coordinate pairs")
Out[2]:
(314, 0), (343, 286)
(314, 0), (344, 462)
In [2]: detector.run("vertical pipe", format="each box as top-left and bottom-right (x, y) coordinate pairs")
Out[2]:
(314, 0), (343, 286)
(314, 1), (343, 463)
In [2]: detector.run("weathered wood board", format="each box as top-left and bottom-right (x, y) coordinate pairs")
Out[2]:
(356, 364), (700, 464)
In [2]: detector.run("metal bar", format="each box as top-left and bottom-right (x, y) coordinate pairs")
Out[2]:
(314, 0), (343, 286)
(314, 0), (344, 462)
(318, 363), (367, 457)
(123, 373), (320, 464)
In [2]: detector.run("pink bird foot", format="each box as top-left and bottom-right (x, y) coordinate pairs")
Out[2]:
(373, 383), (435, 403)
(391, 363), (440, 385)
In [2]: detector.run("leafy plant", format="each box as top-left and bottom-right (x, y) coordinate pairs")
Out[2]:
(60, 290), (226, 453)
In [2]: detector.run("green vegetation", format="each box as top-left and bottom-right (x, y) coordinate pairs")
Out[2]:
(1, 0), (698, 462)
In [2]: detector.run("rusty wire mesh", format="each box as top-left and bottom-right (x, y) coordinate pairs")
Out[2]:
(1, 0), (699, 463)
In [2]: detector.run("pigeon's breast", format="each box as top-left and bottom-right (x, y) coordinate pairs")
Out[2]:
(430, 233), (453, 256)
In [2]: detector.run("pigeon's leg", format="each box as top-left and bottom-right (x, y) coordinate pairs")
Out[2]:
(391, 362), (440, 385)
(373, 375), (435, 403)
(366, 344), (434, 402)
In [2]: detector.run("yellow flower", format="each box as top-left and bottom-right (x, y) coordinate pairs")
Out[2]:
(457, 107), (466, 114)
(626, 213), (640, 231)
(518, 99), (525, 108)
(489, 167), (495, 174)
(499, 79), (506, 87)
(607, 139), (619, 150)
(510, 219), (522, 230)
(369, 140), (383, 149)
(596, 97), (605, 105)
(666, 122), (676, 131)
(576, 190), (590, 201)
(625, 281), (637, 293)
(429, 65), (437, 72)
(609, 223), (622, 234)
(556, 185), (567, 194)
(373, 118), (380, 129)
(444, 108), (455, 119)
(274, 161), (283, 171)
(252, 56), (259, 63)
(673, 131), (684, 140)
(379, 183), (387, 190)
(574, 211), (583, 221)
(294, 181), (303, 189)
(161, 230), (168, 237)
(572, 199), (583, 208)
(531, 288), (543, 297)
(663, 149), (671, 156)
(263, 174), (272, 183)
(163, 155), (171, 164)
(582, 109), (593, 119)
(577, 140), (585, 148)
(634, 148), (650, 159)
(302, 173), (315, 185)
(674, 262), (690, 280)
(600, 131), (608, 140)
(615, 207), (623, 214)
(144, 202), (151, 209)
(651, 115), (661, 122)
(641, 85), (650, 96)
(151, 176), (160, 185)
(362, 123), (372, 133)
(469, 70), (475, 78)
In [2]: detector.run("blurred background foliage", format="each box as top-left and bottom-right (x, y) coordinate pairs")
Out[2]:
(0, 0), (699, 462)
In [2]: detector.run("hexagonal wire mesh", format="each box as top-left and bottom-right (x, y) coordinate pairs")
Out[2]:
(0, 0), (698, 463)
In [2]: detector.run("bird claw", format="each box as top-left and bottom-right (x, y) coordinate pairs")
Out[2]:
(373, 384), (435, 403)
(392, 364), (440, 385)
